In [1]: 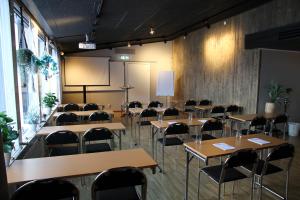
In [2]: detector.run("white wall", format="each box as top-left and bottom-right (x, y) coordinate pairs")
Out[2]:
(62, 42), (173, 110)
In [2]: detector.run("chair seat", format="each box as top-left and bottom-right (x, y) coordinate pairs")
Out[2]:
(191, 134), (216, 141)
(95, 186), (140, 200)
(157, 137), (183, 146)
(184, 108), (194, 112)
(201, 165), (247, 183)
(50, 146), (79, 156)
(243, 159), (283, 175)
(85, 143), (111, 153)
(137, 121), (152, 126)
(240, 129), (262, 135)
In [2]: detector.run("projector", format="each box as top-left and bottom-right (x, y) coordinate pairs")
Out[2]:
(78, 42), (96, 49)
(79, 34), (96, 49)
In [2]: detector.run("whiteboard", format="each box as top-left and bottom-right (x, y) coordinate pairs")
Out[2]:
(64, 56), (110, 86)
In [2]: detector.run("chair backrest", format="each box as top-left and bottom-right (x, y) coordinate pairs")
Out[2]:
(45, 130), (79, 145)
(89, 111), (110, 121)
(211, 106), (225, 114)
(273, 114), (288, 124)
(148, 101), (163, 108)
(163, 107), (179, 117)
(63, 103), (80, 112)
(92, 167), (147, 200)
(185, 99), (197, 106)
(250, 116), (267, 127)
(199, 99), (211, 105)
(165, 122), (189, 135)
(128, 101), (143, 108)
(267, 143), (294, 162)
(140, 108), (158, 118)
(56, 113), (78, 126)
(224, 149), (258, 168)
(83, 127), (114, 142)
(83, 103), (99, 111)
(201, 119), (223, 132)
(11, 179), (79, 200)
(226, 105), (239, 113)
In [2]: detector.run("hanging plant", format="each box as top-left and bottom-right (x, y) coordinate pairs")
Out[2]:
(39, 54), (58, 80)
(16, 48), (34, 87)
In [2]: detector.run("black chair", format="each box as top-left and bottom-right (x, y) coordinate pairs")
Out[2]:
(199, 99), (211, 105)
(56, 113), (78, 126)
(210, 106), (225, 119)
(184, 99), (197, 112)
(45, 130), (79, 156)
(91, 167), (147, 200)
(192, 119), (222, 141)
(83, 103), (99, 111)
(137, 108), (158, 144)
(82, 128), (114, 153)
(270, 114), (288, 139)
(11, 179), (79, 200)
(63, 103), (80, 112)
(163, 107), (179, 119)
(226, 105), (240, 114)
(199, 149), (258, 200)
(242, 143), (294, 200)
(157, 122), (189, 171)
(129, 101), (143, 108)
(241, 116), (267, 135)
(89, 111), (111, 122)
(148, 101), (163, 108)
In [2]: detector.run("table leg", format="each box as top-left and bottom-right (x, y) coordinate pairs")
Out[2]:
(151, 125), (155, 158)
(185, 150), (190, 200)
(119, 130), (122, 150)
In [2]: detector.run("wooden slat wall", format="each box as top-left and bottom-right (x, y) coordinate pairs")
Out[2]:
(172, 0), (300, 113)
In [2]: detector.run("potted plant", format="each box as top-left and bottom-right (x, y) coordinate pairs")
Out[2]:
(16, 48), (34, 87)
(42, 93), (58, 115)
(25, 110), (40, 132)
(0, 112), (18, 167)
(265, 81), (286, 113)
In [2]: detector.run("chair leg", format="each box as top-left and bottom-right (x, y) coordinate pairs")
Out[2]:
(259, 176), (263, 200)
(250, 176), (254, 200)
(285, 170), (289, 200)
(162, 144), (165, 172)
(197, 170), (201, 200)
(218, 183), (221, 200)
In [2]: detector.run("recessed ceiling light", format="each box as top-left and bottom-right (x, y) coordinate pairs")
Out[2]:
(149, 27), (155, 35)
(224, 20), (227, 26)
(127, 42), (131, 47)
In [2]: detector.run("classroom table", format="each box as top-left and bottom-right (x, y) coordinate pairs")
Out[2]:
(183, 134), (287, 200)
(229, 113), (278, 122)
(150, 118), (210, 158)
(37, 122), (125, 149)
(53, 109), (114, 118)
(194, 105), (226, 117)
(6, 148), (157, 184)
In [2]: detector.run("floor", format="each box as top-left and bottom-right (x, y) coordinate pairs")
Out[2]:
(61, 114), (300, 200)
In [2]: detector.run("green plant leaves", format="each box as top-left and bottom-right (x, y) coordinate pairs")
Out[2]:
(0, 112), (19, 153)
(43, 93), (58, 108)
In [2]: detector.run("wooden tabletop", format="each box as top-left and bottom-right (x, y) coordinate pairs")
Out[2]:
(229, 113), (279, 122)
(37, 122), (125, 136)
(129, 107), (166, 115)
(6, 148), (157, 184)
(184, 134), (286, 160)
(194, 105), (223, 111)
(53, 109), (114, 118)
(151, 118), (211, 129)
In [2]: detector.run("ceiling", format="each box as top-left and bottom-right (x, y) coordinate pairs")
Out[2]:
(21, 0), (272, 53)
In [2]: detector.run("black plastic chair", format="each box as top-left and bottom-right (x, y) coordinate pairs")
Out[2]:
(63, 103), (80, 112)
(82, 128), (114, 153)
(226, 105), (240, 114)
(137, 108), (158, 144)
(210, 106), (225, 119)
(185, 99), (197, 112)
(56, 113), (78, 126)
(192, 119), (223, 141)
(163, 107), (179, 119)
(148, 101), (163, 108)
(199, 149), (258, 200)
(270, 114), (288, 139)
(241, 116), (267, 135)
(45, 130), (79, 156)
(199, 99), (211, 105)
(129, 101), (143, 108)
(83, 103), (99, 111)
(92, 167), (147, 200)
(89, 111), (111, 122)
(157, 122), (189, 171)
(242, 143), (294, 200)
(11, 179), (79, 200)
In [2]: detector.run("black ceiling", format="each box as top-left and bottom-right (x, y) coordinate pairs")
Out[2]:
(21, 0), (272, 53)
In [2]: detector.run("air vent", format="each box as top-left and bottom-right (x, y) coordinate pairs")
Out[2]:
(114, 48), (135, 55)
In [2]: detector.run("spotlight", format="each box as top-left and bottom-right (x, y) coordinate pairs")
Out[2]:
(127, 42), (131, 47)
(149, 27), (155, 35)
(223, 20), (227, 26)
(60, 51), (64, 56)
(183, 33), (187, 40)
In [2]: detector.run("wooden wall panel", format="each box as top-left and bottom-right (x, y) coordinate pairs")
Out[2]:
(172, 0), (300, 113)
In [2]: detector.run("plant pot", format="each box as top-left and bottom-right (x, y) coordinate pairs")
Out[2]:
(265, 102), (275, 113)
(4, 152), (11, 167)
(288, 122), (300, 137)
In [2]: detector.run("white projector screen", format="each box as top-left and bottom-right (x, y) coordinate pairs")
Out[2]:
(64, 56), (110, 86)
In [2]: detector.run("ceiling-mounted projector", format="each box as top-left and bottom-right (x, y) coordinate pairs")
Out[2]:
(79, 34), (96, 49)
